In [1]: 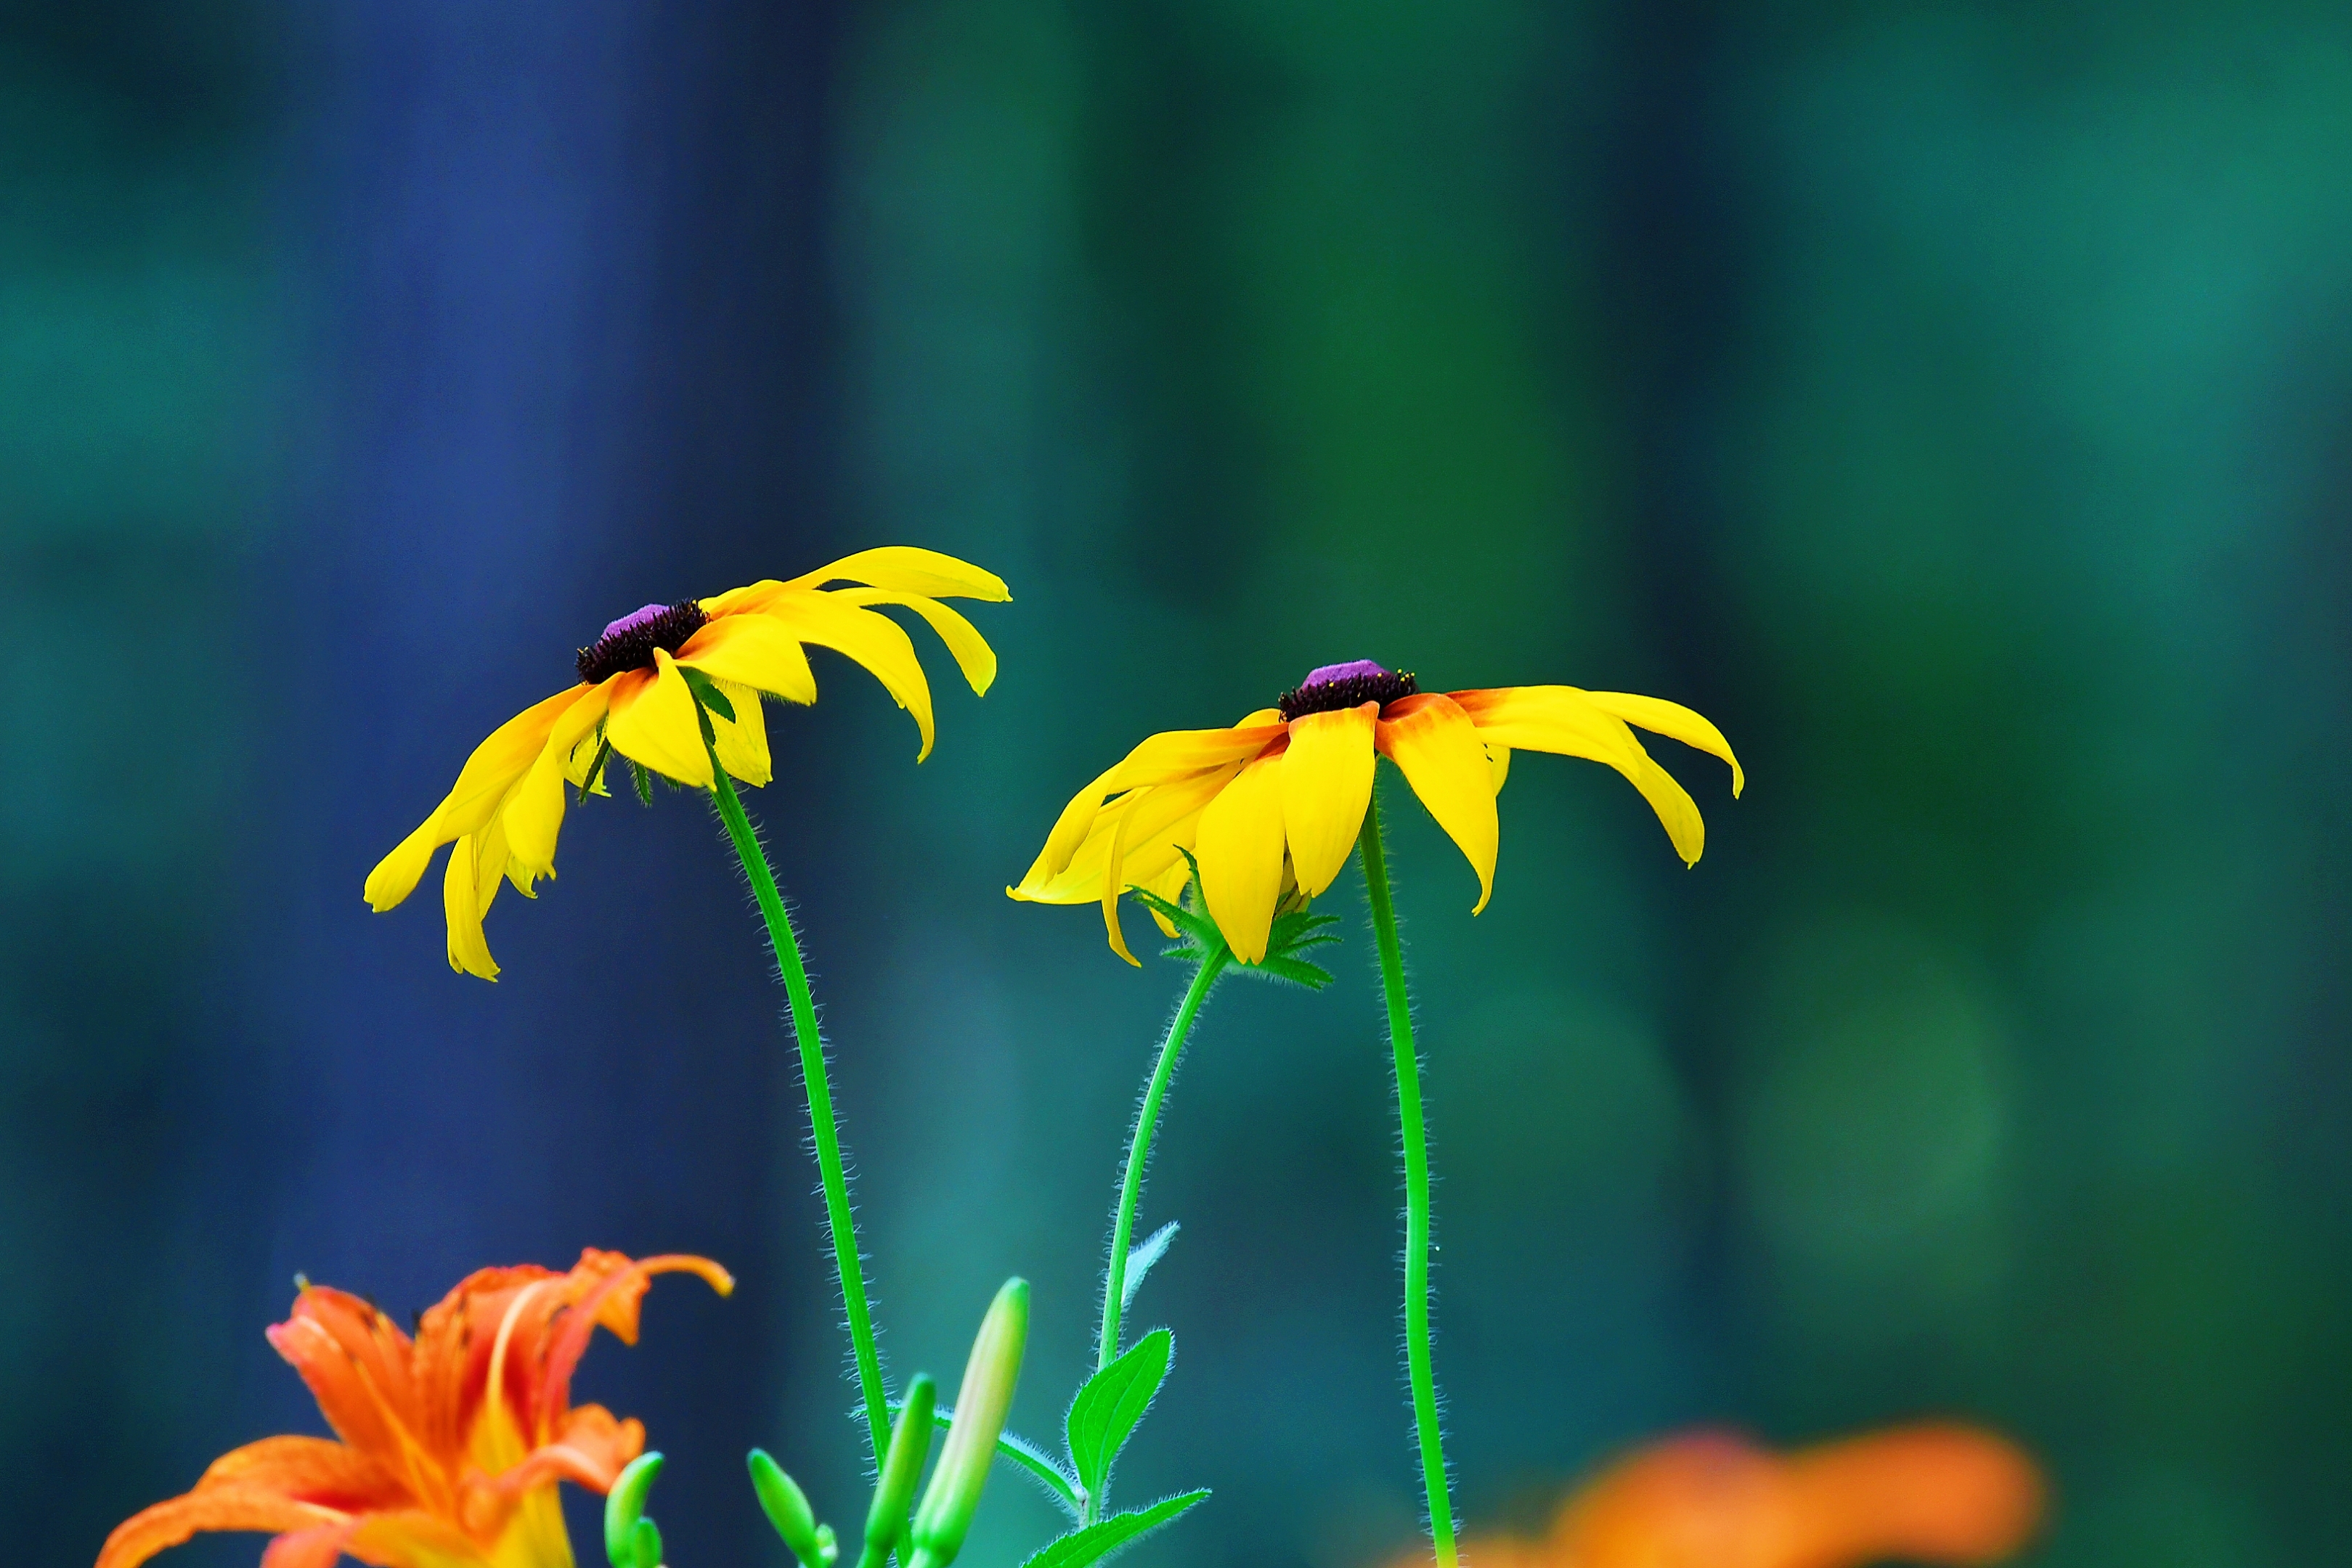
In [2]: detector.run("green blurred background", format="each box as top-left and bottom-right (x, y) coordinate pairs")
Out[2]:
(5, 3), (2347, 1566)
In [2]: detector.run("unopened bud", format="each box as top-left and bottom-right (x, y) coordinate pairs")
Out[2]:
(859, 1373), (937, 1568)
(606, 1453), (664, 1568)
(908, 1278), (1029, 1568)
(627, 1516), (663, 1568)
(749, 1448), (833, 1568)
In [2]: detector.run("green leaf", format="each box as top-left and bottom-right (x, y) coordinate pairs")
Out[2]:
(1234, 952), (1335, 989)
(892, 1402), (1086, 1522)
(1065, 1329), (1171, 1505)
(1016, 1490), (1209, 1568)
(629, 758), (654, 806)
(1119, 1222), (1178, 1314)
(677, 663), (738, 722)
(575, 732), (614, 804)
(1126, 884), (1221, 953)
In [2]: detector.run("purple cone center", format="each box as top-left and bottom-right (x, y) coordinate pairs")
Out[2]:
(601, 602), (672, 642)
(1301, 658), (1389, 687)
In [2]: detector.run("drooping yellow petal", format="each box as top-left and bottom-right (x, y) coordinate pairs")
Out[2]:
(784, 546), (1011, 602)
(1020, 723), (1286, 889)
(605, 653), (714, 788)
(1376, 693), (1499, 914)
(362, 685), (585, 912)
(675, 613), (818, 705)
(1279, 703), (1377, 897)
(830, 587), (998, 695)
(1450, 686), (1704, 863)
(1486, 743), (1510, 795)
(708, 677), (771, 786)
(1193, 749), (1287, 963)
(500, 686), (611, 881)
(1580, 690), (1743, 796)
(1012, 766), (1237, 905)
(443, 832), (499, 980)
(758, 588), (937, 759)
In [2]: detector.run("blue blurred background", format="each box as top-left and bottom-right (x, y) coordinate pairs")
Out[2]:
(7, 4), (2348, 1566)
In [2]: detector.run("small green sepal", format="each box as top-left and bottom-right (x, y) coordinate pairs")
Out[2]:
(605, 1452), (664, 1568)
(677, 663), (738, 723)
(749, 1448), (831, 1568)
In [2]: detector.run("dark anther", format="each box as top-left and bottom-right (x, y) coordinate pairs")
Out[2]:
(577, 600), (708, 685)
(1277, 663), (1419, 722)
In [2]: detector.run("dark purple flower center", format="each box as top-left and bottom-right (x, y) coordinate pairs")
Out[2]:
(1277, 659), (1419, 722)
(577, 600), (707, 685)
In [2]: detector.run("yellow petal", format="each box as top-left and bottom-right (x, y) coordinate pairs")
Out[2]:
(605, 653), (714, 787)
(697, 579), (785, 618)
(1194, 750), (1287, 963)
(500, 687), (610, 880)
(1279, 704), (1376, 897)
(758, 588), (937, 759)
(1580, 690), (1743, 796)
(786, 546), (1010, 602)
(1140, 857), (1192, 938)
(1450, 686), (1704, 863)
(1011, 765), (1238, 905)
(362, 685), (583, 911)
(675, 613), (818, 705)
(709, 677), (771, 786)
(1020, 723), (1286, 888)
(443, 832), (499, 979)
(1376, 693), (1499, 914)
(830, 587), (998, 695)
(1487, 742), (1510, 795)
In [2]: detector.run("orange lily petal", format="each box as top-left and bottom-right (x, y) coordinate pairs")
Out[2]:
(264, 1290), (423, 1468)
(96, 1487), (349, 1568)
(1194, 747), (1287, 963)
(258, 1521), (360, 1568)
(1778, 1425), (2043, 1568)
(196, 1437), (410, 1513)
(1376, 693), (1499, 913)
(1279, 703), (1377, 897)
(604, 651), (712, 787)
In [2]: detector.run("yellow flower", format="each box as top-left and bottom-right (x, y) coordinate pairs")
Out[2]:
(367, 547), (1008, 978)
(1011, 660), (1740, 965)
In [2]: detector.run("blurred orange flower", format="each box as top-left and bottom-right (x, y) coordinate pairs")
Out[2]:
(97, 1249), (731, 1568)
(1385, 1424), (2043, 1568)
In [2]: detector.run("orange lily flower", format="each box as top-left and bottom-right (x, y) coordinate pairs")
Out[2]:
(1385, 1424), (2043, 1568)
(97, 1249), (732, 1568)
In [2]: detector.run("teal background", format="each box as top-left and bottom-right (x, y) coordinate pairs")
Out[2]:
(5, 4), (2346, 1567)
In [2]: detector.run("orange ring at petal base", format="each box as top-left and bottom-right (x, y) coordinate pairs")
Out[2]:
(365, 547), (1009, 979)
(1009, 659), (1741, 965)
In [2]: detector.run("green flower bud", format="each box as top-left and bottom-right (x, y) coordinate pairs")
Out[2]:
(627, 1516), (664, 1568)
(908, 1278), (1029, 1568)
(859, 1373), (937, 1568)
(606, 1453), (664, 1568)
(749, 1448), (831, 1568)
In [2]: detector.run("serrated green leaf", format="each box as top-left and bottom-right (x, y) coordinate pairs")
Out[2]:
(576, 732), (614, 804)
(1065, 1329), (1171, 1505)
(630, 758), (654, 805)
(1234, 954), (1335, 989)
(1119, 1222), (1178, 1314)
(1017, 1490), (1209, 1568)
(1126, 885), (1221, 952)
(677, 663), (738, 722)
(893, 1402), (1086, 1521)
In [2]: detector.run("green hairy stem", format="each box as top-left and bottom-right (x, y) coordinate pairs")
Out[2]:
(1357, 793), (1458, 1568)
(707, 748), (893, 1466)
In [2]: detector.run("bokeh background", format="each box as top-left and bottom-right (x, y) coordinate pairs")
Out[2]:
(7, 2), (2348, 1565)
